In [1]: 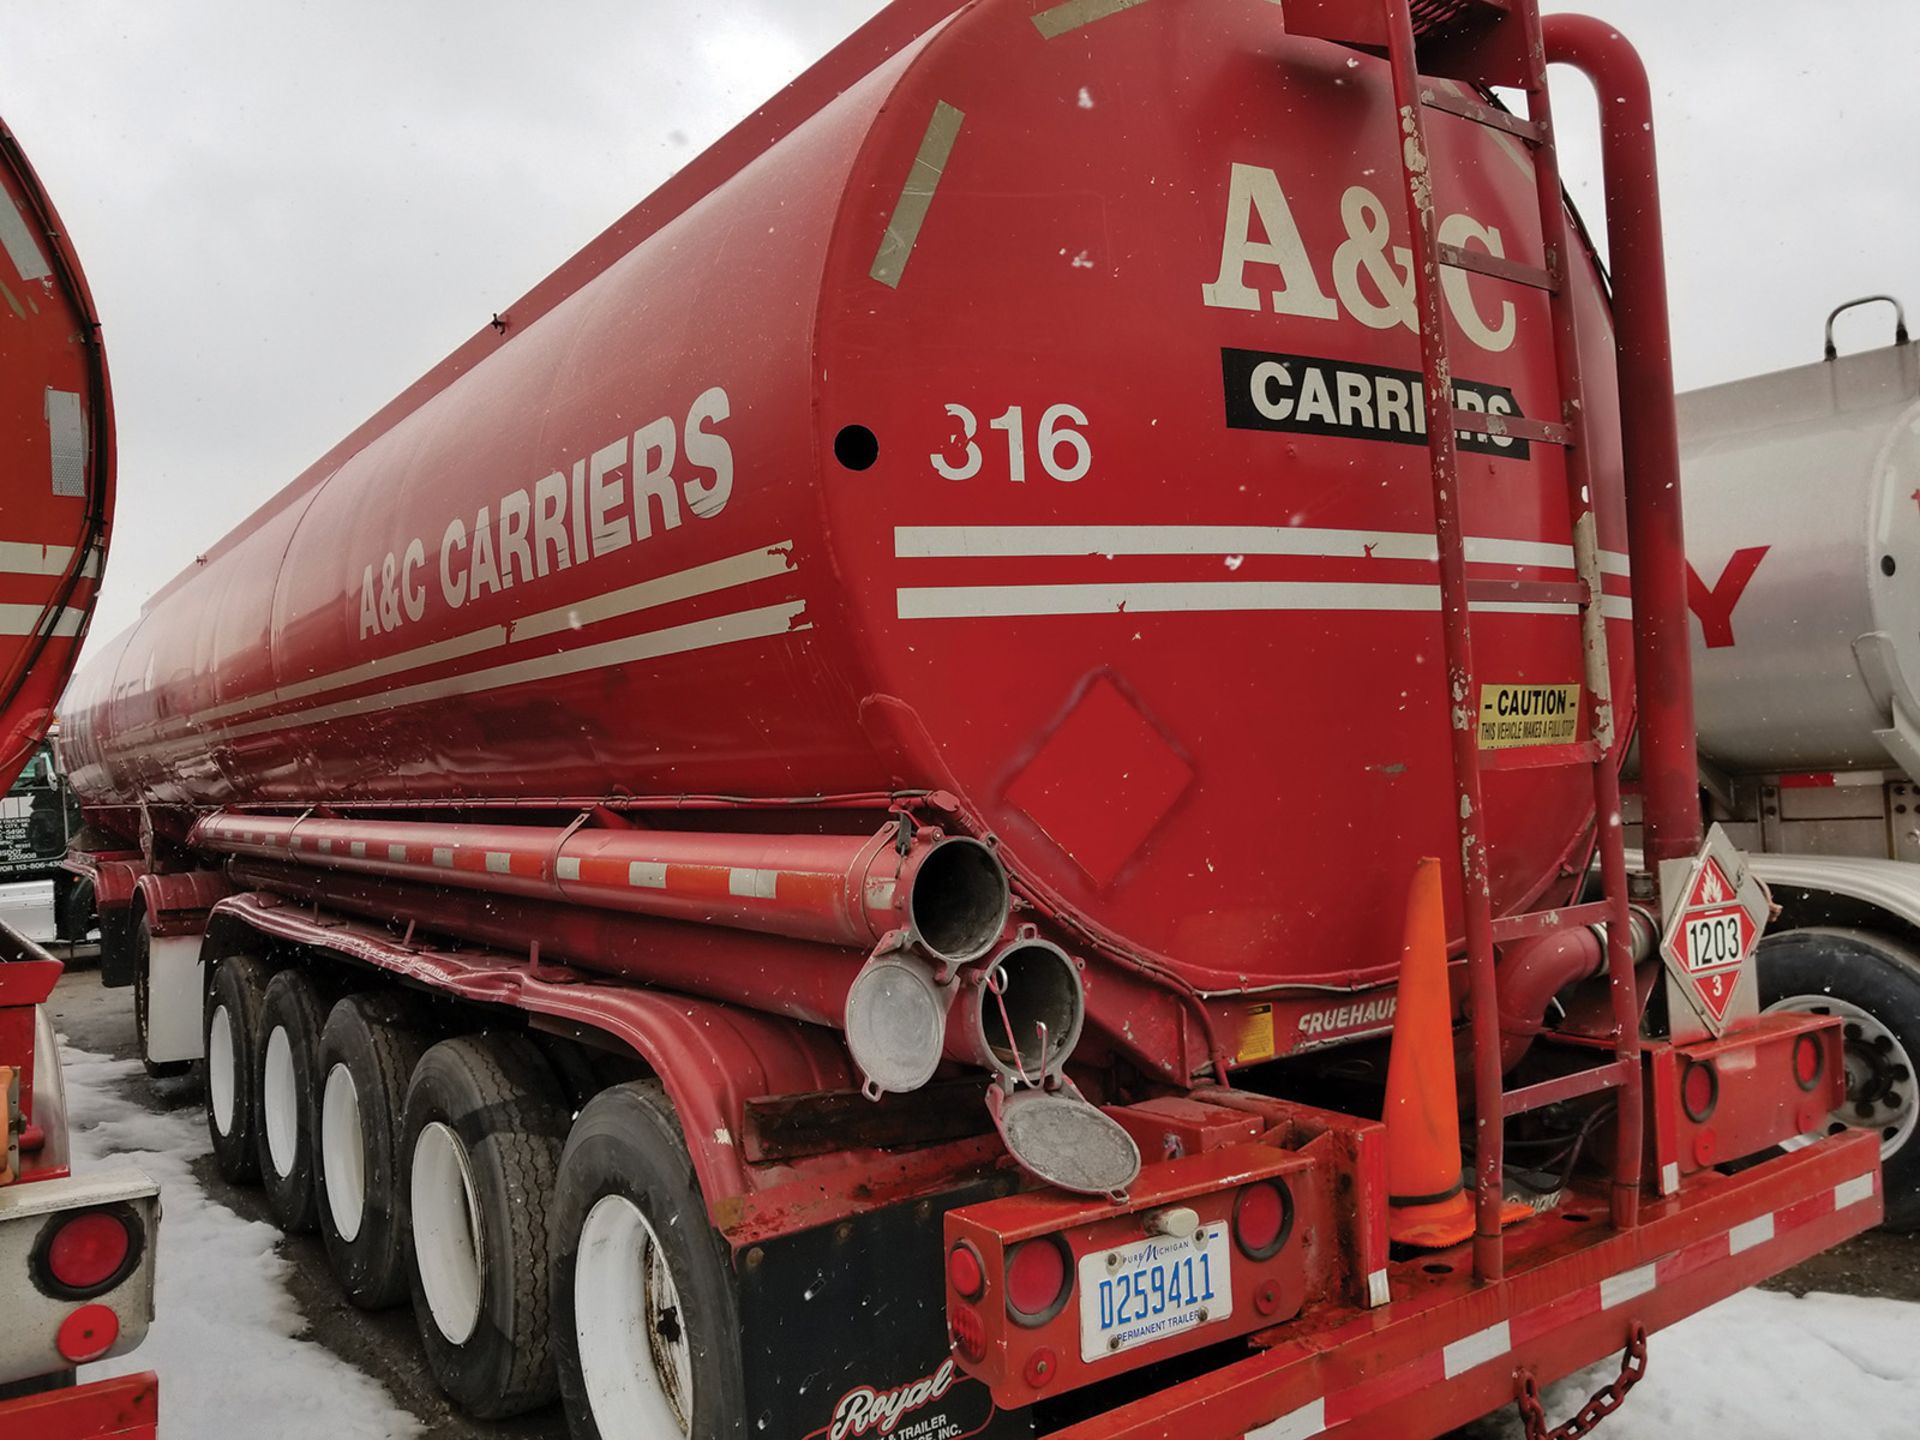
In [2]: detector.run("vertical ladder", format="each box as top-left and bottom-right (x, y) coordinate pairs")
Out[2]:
(1285, 0), (1645, 1284)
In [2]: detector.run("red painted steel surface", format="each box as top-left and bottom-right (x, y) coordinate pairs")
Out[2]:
(0, 1372), (159, 1440)
(0, 118), (113, 792)
(1040, 1131), (1880, 1439)
(61, 0), (1636, 998)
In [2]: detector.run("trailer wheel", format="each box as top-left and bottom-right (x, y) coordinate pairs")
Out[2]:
(404, 1034), (566, 1418)
(257, 969), (328, 1233)
(132, 913), (191, 1079)
(317, 994), (430, 1309)
(1759, 926), (1920, 1229)
(551, 1081), (745, 1439)
(205, 953), (273, 1183)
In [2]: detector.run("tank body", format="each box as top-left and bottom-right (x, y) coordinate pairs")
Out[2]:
(63, 0), (1636, 993)
(1, 117), (112, 788)
(1679, 341), (1920, 776)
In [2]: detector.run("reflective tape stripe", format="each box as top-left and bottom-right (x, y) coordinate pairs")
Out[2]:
(1835, 1173), (1876, 1210)
(484, 852), (512, 875)
(728, 868), (779, 899)
(432, 847), (454, 869)
(898, 581), (1633, 622)
(1031, 0), (1153, 39)
(870, 101), (964, 289)
(0, 605), (85, 637)
(1366, 1268), (1391, 1308)
(0, 195), (51, 281)
(349, 841), (368, 858)
(387, 844), (408, 863)
(556, 856), (581, 882)
(44, 390), (86, 498)
(628, 861), (667, 890)
(1442, 1321), (1511, 1379)
(1600, 1262), (1657, 1309)
(1661, 1161), (1680, 1196)
(894, 524), (1630, 579)
(0, 542), (76, 576)
(1728, 1214), (1775, 1253)
(1246, 1397), (1325, 1440)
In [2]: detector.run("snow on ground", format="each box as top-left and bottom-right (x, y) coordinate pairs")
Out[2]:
(59, 1037), (420, 1439)
(1470, 1286), (1920, 1440)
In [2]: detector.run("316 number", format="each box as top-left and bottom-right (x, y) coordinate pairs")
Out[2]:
(931, 402), (1092, 484)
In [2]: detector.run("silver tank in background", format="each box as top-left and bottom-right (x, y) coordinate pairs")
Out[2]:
(1680, 310), (1920, 778)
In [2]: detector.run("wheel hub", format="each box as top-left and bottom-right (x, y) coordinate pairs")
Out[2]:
(1766, 993), (1918, 1160)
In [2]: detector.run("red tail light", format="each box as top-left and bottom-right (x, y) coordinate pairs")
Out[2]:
(1681, 1060), (1719, 1123)
(1004, 1237), (1071, 1327)
(948, 1241), (986, 1300)
(35, 1205), (140, 1298)
(1233, 1180), (1294, 1260)
(1792, 1034), (1824, 1091)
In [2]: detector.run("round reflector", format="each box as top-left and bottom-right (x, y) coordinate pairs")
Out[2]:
(38, 1208), (137, 1298)
(1004, 1237), (1071, 1327)
(1793, 1034), (1825, 1092)
(1234, 1180), (1294, 1261)
(1681, 1059), (1719, 1123)
(948, 1241), (985, 1301)
(55, 1303), (120, 1364)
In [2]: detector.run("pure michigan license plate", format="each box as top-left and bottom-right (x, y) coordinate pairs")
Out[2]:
(1077, 1222), (1234, 1361)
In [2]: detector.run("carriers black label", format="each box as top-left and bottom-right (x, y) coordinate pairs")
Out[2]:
(1221, 348), (1532, 461)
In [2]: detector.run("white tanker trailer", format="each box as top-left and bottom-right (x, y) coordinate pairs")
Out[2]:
(1666, 296), (1920, 1226)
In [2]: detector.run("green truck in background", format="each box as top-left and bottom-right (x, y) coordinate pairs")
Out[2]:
(1, 733), (92, 941)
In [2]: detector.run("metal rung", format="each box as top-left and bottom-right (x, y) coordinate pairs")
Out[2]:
(1478, 739), (1604, 772)
(1419, 86), (1544, 142)
(1501, 1057), (1636, 1117)
(1438, 242), (1557, 292)
(1489, 900), (1617, 944)
(1451, 408), (1573, 446)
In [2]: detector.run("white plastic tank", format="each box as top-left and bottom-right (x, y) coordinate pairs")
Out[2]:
(1680, 304), (1920, 777)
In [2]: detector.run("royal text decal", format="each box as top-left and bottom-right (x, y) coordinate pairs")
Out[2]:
(1222, 349), (1531, 460)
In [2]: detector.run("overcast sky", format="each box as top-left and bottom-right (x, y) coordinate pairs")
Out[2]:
(4, 1), (1916, 654)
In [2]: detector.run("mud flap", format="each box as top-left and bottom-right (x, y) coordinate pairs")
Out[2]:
(738, 1175), (1036, 1440)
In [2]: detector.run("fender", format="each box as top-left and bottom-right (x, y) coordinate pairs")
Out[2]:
(131, 869), (231, 937)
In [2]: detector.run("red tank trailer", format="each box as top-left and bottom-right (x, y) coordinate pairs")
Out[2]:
(61, 3), (1878, 1437)
(0, 113), (162, 1439)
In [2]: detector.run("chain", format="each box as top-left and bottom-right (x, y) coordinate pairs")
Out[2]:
(1516, 1325), (1649, 1440)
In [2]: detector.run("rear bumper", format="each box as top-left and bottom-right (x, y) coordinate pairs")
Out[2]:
(0, 1372), (158, 1439)
(1046, 1130), (1878, 1439)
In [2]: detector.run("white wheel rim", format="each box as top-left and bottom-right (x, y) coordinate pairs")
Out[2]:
(412, 1121), (483, 1344)
(321, 1064), (366, 1243)
(263, 1025), (299, 1176)
(208, 1004), (237, 1136)
(575, 1194), (694, 1436)
(1766, 992), (1920, 1161)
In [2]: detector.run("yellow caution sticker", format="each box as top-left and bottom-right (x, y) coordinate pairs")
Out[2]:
(1478, 684), (1581, 750)
(1236, 1003), (1275, 1064)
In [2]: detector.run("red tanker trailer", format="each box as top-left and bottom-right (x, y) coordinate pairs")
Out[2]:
(0, 114), (162, 1438)
(60, 2), (1879, 1436)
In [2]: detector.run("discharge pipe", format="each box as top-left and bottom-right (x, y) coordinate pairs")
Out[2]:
(194, 812), (1009, 966)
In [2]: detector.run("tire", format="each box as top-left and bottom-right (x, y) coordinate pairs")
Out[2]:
(403, 1033), (567, 1418)
(1758, 926), (1920, 1230)
(551, 1081), (746, 1440)
(256, 969), (329, 1233)
(132, 913), (191, 1079)
(206, 953), (273, 1184)
(317, 993), (430, 1309)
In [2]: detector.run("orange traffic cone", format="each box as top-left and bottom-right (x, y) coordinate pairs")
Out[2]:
(1383, 857), (1527, 1249)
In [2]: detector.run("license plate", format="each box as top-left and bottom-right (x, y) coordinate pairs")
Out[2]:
(1077, 1223), (1234, 1362)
